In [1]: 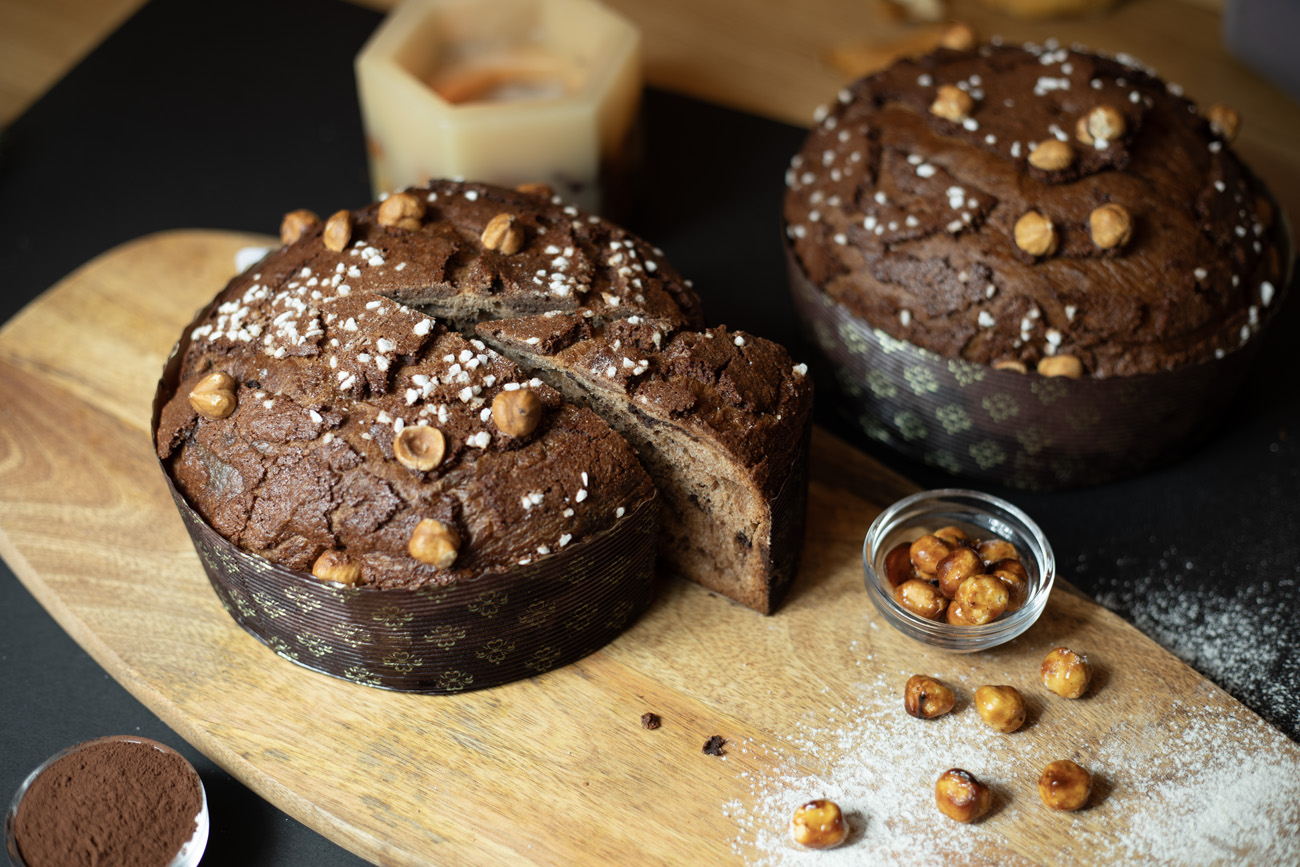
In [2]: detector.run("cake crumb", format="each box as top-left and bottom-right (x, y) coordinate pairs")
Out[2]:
(703, 735), (727, 756)
(641, 712), (661, 730)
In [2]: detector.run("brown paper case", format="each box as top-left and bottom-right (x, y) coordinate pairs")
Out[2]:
(153, 297), (657, 695)
(786, 242), (1292, 490)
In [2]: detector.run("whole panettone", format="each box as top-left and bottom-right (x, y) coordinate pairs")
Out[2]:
(783, 39), (1290, 488)
(155, 180), (813, 691)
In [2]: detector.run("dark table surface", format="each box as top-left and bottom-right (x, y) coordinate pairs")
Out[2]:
(2, 0), (1297, 864)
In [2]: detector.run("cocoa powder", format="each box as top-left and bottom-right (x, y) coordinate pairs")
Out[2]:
(12, 738), (203, 867)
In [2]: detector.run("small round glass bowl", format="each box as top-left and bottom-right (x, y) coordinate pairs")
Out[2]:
(5, 736), (208, 867)
(863, 489), (1055, 652)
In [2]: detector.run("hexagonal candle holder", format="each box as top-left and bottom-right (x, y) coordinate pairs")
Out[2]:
(355, 0), (642, 215)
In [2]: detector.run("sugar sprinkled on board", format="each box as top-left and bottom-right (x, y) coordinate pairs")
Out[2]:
(725, 667), (1300, 865)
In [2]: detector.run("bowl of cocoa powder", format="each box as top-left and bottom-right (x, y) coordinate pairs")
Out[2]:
(5, 736), (208, 867)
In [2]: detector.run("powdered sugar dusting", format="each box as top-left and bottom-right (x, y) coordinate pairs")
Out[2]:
(726, 661), (1300, 864)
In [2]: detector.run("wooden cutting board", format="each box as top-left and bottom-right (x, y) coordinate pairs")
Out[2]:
(1, 230), (1297, 865)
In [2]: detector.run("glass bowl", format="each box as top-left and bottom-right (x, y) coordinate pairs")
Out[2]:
(863, 489), (1055, 652)
(5, 736), (208, 867)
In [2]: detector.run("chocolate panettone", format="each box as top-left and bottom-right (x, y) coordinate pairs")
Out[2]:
(157, 178), (813, 673)
(783, 39), (1289, 488)
(785, 41), (1286, 378)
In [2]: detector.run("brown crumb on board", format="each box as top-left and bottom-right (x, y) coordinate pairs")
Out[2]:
(703, 735), (727, 756)
(641, 713), (661, 730)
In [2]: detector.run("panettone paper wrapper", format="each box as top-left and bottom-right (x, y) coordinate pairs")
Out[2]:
(152, 298), (657, 695)
(786, 244), (1290, 490)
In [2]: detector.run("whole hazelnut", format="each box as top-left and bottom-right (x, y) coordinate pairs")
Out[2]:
(1028, 139), (1074, 171)
(1037, 355), (1084, 378)
(515, 182), (555, 199)
(975, 538), (1018, 566)
(992, 359), (1028, 374)
(1014, 211), (1058, 258)
(1038, 760), (1092, 811)
(935, 769), (991, 823)
(393, 425), (446, 472)
(1076, 105), (1126, 146)
(409, 518), (460, 568)
(481, 212), (525, 255)
(933, 525), (970, 547)
(894, 579), (948, 620)
(311, 549), (360, 585)
(939, 22), (976, 51)
(936, 546), (985, 599)
(909, 533), (953, 575)
(930, 85), (975, 123)
(323, 209), (353, 252)
(492, 387), (543, 437)
(188, 372), (238, 420)
(790, 799), (849, 849)
(884, 541), (915, 588)
(904, 674), (956, 719)
(1207, 104), (1241, 142)
(974, 685), (1027, 733)
(989, 560), (1030, 612)
(377, 191), (426, 231)
(952, 575), (1009, 624)
(1089, 203), (1133, 250)
(1041, 646), (1092, 698)
(280, 209), (321, 245)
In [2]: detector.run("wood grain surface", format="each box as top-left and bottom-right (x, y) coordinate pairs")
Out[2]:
(1, 230), (1297, 865)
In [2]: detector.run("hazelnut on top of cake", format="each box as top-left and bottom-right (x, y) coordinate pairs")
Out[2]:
(783, 40), (1287, 378)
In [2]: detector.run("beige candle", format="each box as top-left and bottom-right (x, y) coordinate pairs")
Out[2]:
(355, 0), (642, 215)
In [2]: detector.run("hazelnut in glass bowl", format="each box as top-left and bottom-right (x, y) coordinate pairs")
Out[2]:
(863, 489), (1055, 651)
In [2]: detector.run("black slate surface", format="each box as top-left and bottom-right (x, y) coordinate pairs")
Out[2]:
(2, 0), (1297, 864)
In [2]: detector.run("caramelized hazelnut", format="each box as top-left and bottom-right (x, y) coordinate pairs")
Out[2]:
(953, 575), (1009, 624)
(1041, 647), (1092, 698)
(909, 533), (953, 574)
(894, 579), (948, 620)
(790, 799), (849, 849)
(937, 547), (985, 598)
(975, 538), (1018, 566)
(492, 387), (543, 437)
(1207, 104), (1241, 142)
(393, 425), (446, 472)
(409, 518), (460, 568)
(1014, 210), (1058, 257)
(1089, 202), (1133, 250)
(377, 191), (426, 231)
(1028, 139), (1074, 171)
(884, 541), (915, 588)
(279, 209), (321, 245)
(933, 525), (970, 547)
(1037, 355), (1084, 378)
(1038, 760), (1092, 811)
(974, 685), (1026, 733)
(481, 212), (525, 255)
(930, 85), (975, 123)
(904, 674), (956, 719)
(938, 22), (976, 51)
(989, 560), (1029, 612)
(1076, 105), (1126, 145)
(323, 209), (353, 252)
(311, 549), (360, 585)
(188, 372), (237, 420)
(935, 769), (991, 823)
(946, 602), (977, 625)
(992, 359), (1028, 374)
(515, 182), (555, 199)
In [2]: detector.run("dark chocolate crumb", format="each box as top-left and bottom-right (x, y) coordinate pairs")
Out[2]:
(641, 712), (661, 730)
(703, 735), (726, 756)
